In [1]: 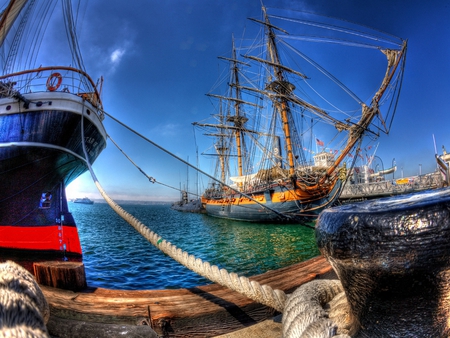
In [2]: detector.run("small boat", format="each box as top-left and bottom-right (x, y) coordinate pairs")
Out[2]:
(171, 191), (205, 213)
(73, 197), (95, 205)
(0, 1), (106, 264)
(194, 6), (407, 222)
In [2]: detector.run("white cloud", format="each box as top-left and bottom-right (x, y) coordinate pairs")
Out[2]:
(110, 48), (125, 64)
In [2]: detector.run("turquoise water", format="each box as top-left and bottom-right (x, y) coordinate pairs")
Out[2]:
(70, 202), (319, 290)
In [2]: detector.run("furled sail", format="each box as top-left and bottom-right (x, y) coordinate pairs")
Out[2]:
(0, 0), (28, 48)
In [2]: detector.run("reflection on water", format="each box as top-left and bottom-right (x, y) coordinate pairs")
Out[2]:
(67, 203), (318, 290)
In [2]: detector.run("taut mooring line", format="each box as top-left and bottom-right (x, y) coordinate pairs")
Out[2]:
(102, 110), (293, 221)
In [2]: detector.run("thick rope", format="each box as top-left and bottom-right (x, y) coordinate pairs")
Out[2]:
(80, 108), (285, 312)
(93, 175), (286, 312)
(282, 279), (351, 338)
(79, 110), (352, 335)
(84, 162), (353, 337)
(0, 261), (50, 337)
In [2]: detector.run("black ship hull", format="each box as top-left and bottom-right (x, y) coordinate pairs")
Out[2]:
(0, 90), (106, 261)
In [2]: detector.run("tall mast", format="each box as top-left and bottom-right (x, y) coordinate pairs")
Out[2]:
(229, 37), (246, 188)
(261, 6), (296, 176)
(216, 100), (228, 184)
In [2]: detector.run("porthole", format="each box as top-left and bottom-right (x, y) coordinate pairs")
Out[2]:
(39, 192), (52, 209)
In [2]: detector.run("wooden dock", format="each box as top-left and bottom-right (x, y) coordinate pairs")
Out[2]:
(41, 255), (333, 337)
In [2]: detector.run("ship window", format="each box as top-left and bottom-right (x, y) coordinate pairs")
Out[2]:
(39, 192), (52, 209)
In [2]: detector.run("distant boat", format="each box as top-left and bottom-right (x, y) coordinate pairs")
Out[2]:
(194, 6), (407, 222)
(0, 1), (106, 263)
(171, 191), (205, 213)
(73, 197), (95, 205)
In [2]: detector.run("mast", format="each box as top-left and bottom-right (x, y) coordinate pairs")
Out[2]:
(197, 38), (254, 190)
(260, 6), (297, 176)
(216, 101), (228, 184)
(230, 37), (245, 187)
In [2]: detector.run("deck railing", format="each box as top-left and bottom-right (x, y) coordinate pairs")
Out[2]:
(0, 66), (103, 110)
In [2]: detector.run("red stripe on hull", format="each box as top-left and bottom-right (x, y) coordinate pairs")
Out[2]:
(0, 225), (82, 255)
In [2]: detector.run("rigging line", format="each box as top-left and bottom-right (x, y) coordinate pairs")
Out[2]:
(280, 34), (384, 50)
(279, 39), (363, 105)
(107, 133), (185, 193)
(63, 0), (85, 72)
(386, 51), (407, 133)
(268, 14), (402, 47)
(103, 110), (293, 221)
(25, 1), (54, 71)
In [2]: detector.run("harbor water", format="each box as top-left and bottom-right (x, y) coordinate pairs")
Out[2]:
(71, 202), (319, 290)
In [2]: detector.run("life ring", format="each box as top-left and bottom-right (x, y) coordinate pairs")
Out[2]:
(46, 73), (62, 91)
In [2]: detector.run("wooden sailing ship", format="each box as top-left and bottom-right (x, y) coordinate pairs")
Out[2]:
(194, 7), (407, 222)
(0, 1), (106, 264)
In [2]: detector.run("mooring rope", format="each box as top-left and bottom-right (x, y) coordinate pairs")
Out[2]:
(79, 109), (350, 336)
(79, 109), (285, 312)
(93, 172), (286, 311)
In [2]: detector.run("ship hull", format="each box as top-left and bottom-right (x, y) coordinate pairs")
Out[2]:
(0, 91), (106, 261)
(203, 179), (341, 222)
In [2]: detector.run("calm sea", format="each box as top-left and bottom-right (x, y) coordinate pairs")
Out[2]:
(70, 202), (319, 290)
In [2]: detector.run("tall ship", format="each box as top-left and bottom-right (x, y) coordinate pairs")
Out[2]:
(194, 7), (407, 222)
(0, 1), (106, 263)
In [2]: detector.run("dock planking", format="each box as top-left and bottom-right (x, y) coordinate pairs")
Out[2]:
(42, 255), (333, 337)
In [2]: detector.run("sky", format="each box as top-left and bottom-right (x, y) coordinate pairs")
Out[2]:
(18, 0), (450, 202)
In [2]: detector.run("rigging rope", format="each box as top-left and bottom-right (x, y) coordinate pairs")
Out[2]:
(103, 110), (294, 221)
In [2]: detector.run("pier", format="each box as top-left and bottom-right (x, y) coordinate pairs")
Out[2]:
(339, 170), (443, 202)
(40, 256), (332, 337)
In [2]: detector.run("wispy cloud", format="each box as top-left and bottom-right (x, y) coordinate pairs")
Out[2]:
(154, 123), (179, 137)
(111, 48), (125, 64)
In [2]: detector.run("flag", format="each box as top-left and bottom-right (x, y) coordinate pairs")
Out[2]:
(316, 138), (324, 146)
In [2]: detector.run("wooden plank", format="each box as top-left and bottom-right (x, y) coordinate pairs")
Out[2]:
(41, 255), (333, 337)
(33, 261), (86, 291)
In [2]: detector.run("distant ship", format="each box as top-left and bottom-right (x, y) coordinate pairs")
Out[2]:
(171, 191), (204, 213)
(194, 6), (407, 222)
(0, 1), (106, 264)
(73, 198), (95, 205)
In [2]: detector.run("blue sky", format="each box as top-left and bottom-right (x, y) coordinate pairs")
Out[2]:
(52, 0), (450, 201)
